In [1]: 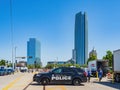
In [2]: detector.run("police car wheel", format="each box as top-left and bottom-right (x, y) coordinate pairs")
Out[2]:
(41, 78), (49, 85)
(73, 79), (81, 86)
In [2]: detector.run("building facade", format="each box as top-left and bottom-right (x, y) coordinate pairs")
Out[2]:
(74, 12), (88, 65)
(47, 61), (66, 65)
(27, 38), (41, 65)
(89, 48), (97, 58)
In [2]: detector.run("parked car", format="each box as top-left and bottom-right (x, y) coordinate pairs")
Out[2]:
(20, 67), (28, 72)
(7, 68), (14, 74)
(0, 69), (5, 76)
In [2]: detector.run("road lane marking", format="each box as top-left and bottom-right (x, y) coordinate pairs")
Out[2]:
(22, 81), (33, 90)
(60, 86), (67, 90)
(2, 75), (23, 90)
(46, 86), (67, 90)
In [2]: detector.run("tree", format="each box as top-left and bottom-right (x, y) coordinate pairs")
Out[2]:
(74, 64), (81, 68)
(45, 63), (81, 69)
(87, 54), (97, 64)
(80, 64), (87, 68)
(45, 64), (54, 69)
(103, 50), (113, 67)
(64, 63), (72, 67)
(57, 64), (65, 67)
(7, 63), (12, 67)
(36, 64), (41, 69)
(27, 64), (34, 69)
(0, 59), (6, 66)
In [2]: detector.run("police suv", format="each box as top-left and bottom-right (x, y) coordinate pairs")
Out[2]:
(33, 67), (87, 85)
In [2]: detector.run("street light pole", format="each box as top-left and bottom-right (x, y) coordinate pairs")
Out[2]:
(10, 0), (14, 70)
(14, 46), (17, 69)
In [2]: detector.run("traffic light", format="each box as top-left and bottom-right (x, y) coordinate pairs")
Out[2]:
(28, 56), (32, 58)
(21, 57), (26, 59)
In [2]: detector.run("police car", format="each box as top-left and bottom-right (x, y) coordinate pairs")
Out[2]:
(33, 67), (87, 85)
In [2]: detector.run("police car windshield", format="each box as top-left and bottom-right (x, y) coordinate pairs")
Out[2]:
(49, 68), (62, 73)
(74, 68), (84, 73)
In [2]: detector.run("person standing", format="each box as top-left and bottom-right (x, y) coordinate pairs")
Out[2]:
(98, 68), (103, 82)
(87, 69), (91, 82)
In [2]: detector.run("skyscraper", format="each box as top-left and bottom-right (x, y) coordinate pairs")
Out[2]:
(74, 12), (88, 65)
(27, 38), (41, 65)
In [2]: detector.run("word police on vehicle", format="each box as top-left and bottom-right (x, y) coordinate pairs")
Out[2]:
(51, 74), (71, 80)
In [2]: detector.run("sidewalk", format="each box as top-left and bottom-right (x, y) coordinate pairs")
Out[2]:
(88, 77), (120, 90)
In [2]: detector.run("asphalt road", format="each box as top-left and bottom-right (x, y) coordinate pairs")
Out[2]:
(0, 72), (120, 90)
(0, 72), (22, 90)
(26, 79), (120, 90)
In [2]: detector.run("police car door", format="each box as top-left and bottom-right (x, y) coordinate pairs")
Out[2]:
(51, 68), (63, 84)
(61, 68), (73, 84)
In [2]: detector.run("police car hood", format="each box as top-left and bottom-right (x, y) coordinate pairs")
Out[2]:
(38, 72), (49, 75)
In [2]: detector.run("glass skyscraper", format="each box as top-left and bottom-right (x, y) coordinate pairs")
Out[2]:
(74, 12), (88, 65)
(27, 38), (41, 65)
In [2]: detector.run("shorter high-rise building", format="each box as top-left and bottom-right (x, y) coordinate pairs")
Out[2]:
(89, 48), (97, 58)
(27, 38), (41, 65)
(47, 61), (66, 65)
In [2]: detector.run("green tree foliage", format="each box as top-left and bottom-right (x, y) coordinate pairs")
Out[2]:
(0, 59), (6, 66)
(7, 63), (12, 67)
(80, 64), (87, 68)
(87, 54), (97, 64)
(45, 63), (81, 69)
(64, 63), (73, 67)
(57, 64), (65, 67)
(27, 64), (41, 69)
(35, 64), (41, 69)
(103, 50), (113, 67)
(45, 64), (54, 69)
(27, 64), (34, 69)
(74, 64), (81, 68)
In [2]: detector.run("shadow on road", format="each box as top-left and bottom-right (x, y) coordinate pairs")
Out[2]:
(93, 80), (120, 90)
(30, 82), (85, 86)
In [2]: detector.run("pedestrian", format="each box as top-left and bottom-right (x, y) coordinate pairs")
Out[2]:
(107, 71), (111, 79)
(87, 69), (91, 82)
(98, 68), (103, 82)
(32, 69), (33, 73)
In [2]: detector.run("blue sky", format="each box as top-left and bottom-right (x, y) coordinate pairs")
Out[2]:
(0, 0), (120, 66)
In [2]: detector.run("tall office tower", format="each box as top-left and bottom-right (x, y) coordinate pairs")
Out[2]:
(74, 12), (88, 65)
(27, 38), (41, 65)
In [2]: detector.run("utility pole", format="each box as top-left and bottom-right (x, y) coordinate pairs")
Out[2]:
(14, 46), (17, 69)
(10, 0), (14, 70)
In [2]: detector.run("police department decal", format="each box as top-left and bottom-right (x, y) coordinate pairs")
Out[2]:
(52, 74), (71, 80)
